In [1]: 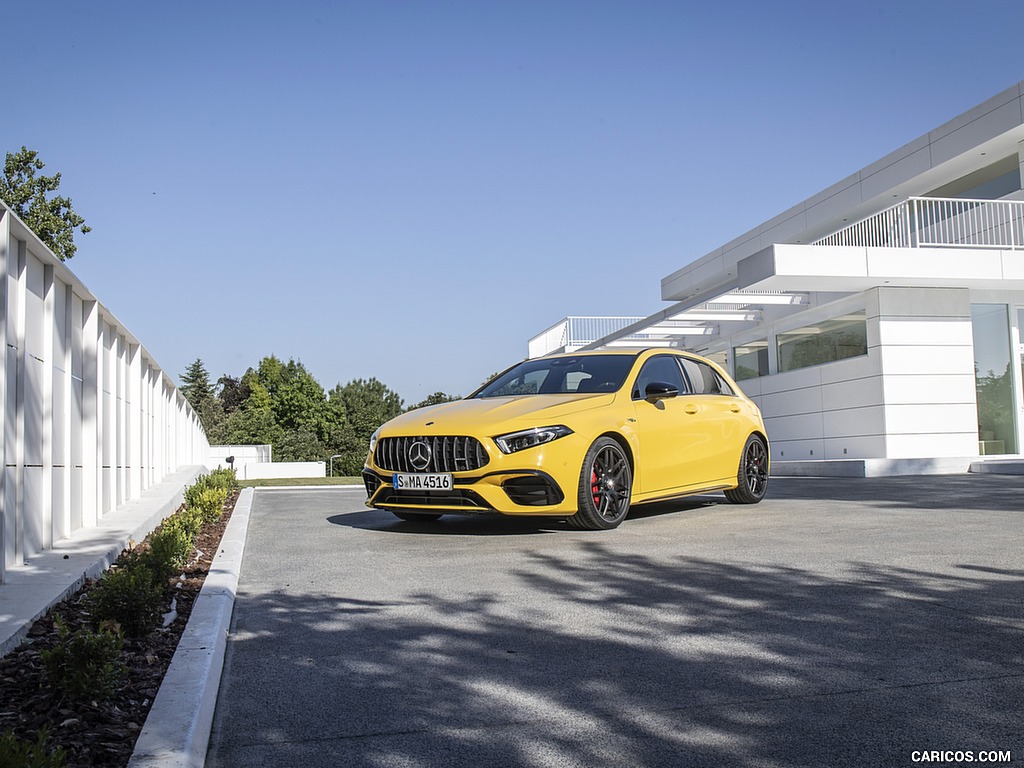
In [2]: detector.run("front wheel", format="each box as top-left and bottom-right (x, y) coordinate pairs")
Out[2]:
(568, 437), (632, 530)
(724, 435), (769, 504)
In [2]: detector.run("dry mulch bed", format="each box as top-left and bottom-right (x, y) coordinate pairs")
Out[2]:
(0, 489), (238, 767)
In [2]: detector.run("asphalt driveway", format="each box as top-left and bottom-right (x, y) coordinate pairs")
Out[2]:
(206, 476), (1023, 768)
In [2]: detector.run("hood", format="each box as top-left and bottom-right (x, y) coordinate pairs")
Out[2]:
(384, 393), (616, 434)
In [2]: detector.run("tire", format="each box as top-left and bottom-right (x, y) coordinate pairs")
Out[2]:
(390, 511), (444, 522)
(724, 435), (769, 504)
(568, 437), (632, 530)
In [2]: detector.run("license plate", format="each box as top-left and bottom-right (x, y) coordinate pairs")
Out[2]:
(393, 473), (453, 491)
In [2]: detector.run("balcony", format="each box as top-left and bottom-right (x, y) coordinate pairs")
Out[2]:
(813, 196), (1024, 250)
(527, 296), (782, 357)
(528, 317), (644, 357)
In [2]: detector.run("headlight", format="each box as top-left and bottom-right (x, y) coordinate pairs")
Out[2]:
(494, 425), (573, 454)
(367, 427), (382, 454)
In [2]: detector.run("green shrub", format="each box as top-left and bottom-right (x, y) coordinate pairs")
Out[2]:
(0, 727), (66, 768)
(41, 617), (125, 701)
(85, 563), (163, 637)
(119, 546), (176, 588)
(208, 467), (238, 490)
(193, 486), (228, 525)
(184, 477), (208, 512)
(146, 519), (195, 574)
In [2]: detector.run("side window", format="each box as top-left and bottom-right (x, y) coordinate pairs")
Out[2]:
(632, 355), (686, 399)
(679, 358), (733, 395)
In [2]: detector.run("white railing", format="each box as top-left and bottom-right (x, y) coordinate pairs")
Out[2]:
(1, 205), (209, 583)
(528, 317), (644, 357)
(813, 197), (1024, 250)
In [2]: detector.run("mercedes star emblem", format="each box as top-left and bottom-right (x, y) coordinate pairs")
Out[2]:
(408, 440), (432, 471)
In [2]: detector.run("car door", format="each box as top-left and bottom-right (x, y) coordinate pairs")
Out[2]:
(630, 354), (706, 495)
(678, 356), (745, 485)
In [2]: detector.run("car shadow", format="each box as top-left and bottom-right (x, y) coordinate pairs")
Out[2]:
(328, 494), (726, 536)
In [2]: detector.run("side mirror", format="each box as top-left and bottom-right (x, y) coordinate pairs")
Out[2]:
(644, 382), (679, 402)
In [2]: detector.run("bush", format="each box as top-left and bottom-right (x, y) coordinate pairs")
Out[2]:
(85, 564), (164, 637)
(208, 467), (238, 490)
(147, 516), (196, 575)
(41, 618), (125, 701)
(184, 477), (207, 512)
(183, 472), (230, 525)
(0, 727), (66, 768)
(195, 487), (228, 525)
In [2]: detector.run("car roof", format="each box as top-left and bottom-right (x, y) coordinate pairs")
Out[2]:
(536, 348), (692, 361)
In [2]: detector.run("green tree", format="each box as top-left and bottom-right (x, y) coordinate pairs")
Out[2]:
(272, 360), (328, 438)
(216, 374), (248, 414)
(0, 147), (91, 261)
(275, 428), (327, 462)
(180, 359), (226, 439)
(180, 359), (215, 410)
(406, 391), (460, 411)
(222, 374), (284, 447)
(329, 378), (404, 474)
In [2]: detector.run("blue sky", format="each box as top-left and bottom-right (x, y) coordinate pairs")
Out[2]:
(5, 1), (1023, 404)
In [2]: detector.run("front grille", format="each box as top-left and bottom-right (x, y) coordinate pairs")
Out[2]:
(374, 487), (492, 510)
(375, 436), (489, 473)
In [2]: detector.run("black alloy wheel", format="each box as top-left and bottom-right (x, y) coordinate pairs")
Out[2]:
(569, 437), (632, 530)
(724, 435), (769, 504)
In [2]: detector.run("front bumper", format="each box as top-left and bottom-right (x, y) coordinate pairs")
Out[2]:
(362, 467), (569, 516)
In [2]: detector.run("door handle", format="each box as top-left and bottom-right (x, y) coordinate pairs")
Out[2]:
(684, 404), (699, 414)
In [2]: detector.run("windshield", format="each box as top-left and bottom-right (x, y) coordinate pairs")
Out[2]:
(472, 354), (637, 398)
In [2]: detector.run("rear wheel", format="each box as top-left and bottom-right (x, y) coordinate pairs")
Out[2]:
(724, 435), (769, 504)
(390, 511), (444, 522)
(568, 437), (632, 530)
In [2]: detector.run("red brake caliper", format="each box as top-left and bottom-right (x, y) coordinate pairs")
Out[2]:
(591, 468), (600, 506)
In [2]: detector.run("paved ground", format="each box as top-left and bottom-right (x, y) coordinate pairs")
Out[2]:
(206, 477), (1023, 768)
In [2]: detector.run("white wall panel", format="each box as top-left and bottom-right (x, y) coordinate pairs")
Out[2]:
(885, 432), (979, 458)
(763, 411), (824, 442)
(822, 405), (886, 438)
(822, 435), (887, 460)
(876, 319), (974, 346)
(761, 386), (824, 418)
(883, 403), (978, 436)
(878, 345), (975, 375)
(772, 438), (825, 460)
(820, 376), (884, 410)
(881, 374), (975, 405)
(0, 209), (209, 582)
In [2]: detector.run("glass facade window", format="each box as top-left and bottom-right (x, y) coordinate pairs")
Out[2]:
(972, 304), (1017, 455)
(777, 312), (868, 373)
(733, 340), (769, 381)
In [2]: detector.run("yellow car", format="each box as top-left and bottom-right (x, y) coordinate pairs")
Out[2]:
(362, 348), (769, 530)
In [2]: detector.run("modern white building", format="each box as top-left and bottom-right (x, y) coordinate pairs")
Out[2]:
(530, 80), (1024, 475)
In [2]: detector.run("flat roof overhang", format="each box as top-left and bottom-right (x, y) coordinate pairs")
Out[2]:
(738, 243), (1024, 293)
(581, 243), (1024, 350)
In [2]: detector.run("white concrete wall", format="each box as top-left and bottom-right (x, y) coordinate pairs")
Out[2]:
(873, 287), (978, 458)
(0, 206), (209, 583)
(737, 287), (981, 462)
(208, 445), (326, 480)
(240, 461), (325, 480)
(207, 444), (272, 474)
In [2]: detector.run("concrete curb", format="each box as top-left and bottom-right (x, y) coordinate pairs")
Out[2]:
(128, 487), (255, 768)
